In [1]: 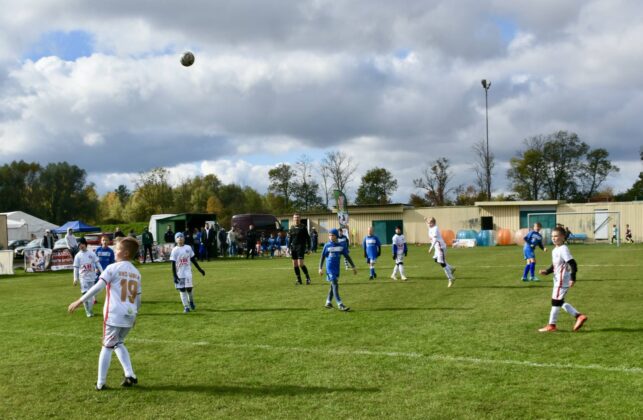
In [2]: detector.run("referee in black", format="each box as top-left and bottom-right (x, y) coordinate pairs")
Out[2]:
(288, 213), (312, 285)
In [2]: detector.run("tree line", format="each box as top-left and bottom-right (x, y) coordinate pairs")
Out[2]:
(0, 132), (638, 226)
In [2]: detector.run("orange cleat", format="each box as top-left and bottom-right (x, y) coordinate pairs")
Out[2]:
(538, 324), (557, 332)
(573, 314), (588, 332)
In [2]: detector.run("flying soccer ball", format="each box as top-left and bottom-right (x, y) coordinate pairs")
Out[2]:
(180, 51), (195, 67)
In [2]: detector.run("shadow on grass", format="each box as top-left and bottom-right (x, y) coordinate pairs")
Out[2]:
(586, 327), (643, 333)
(198, 307), (310, 313)
(458, 285), (548, 289)
(135, 383), (380, 396)
(360, 307), (474, 312)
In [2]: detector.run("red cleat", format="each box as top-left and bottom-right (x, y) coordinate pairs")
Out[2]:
(573, 314), (588, 332)
(538, 324), (557, 332)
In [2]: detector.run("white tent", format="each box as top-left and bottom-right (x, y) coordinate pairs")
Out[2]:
(1, 211), (58, 241)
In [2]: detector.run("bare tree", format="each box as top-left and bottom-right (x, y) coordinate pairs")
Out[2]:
(320, 150), (358, 199)
(413, 157), (453, 206)
(317, 163), (332, 208)
(472, 138), (495, 200)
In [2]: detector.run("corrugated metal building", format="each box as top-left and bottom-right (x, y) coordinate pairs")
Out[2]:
(281, 200), (643, 245)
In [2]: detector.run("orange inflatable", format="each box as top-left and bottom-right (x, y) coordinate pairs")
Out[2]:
(442, 229), (455, 246)
(514, 228), (529, 246)
(496, 228), (514, 246)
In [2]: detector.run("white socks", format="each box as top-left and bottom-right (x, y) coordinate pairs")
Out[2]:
(97, 347), (113, 386)
(548, 306), (561, 325)
(398, 264), (406, 277)
(114, 345), (135, 378)
(179, 291), (189, 307)
(83, 300), (93, 316)
(562, 302), (579, 317)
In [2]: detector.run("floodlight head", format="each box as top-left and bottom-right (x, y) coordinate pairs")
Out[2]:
(481, 79), (491, 89)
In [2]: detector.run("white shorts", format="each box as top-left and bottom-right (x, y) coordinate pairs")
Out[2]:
(395, 252), (405, 264)
(433, 242), (447, 264)
(552, 286), (569, 301)
(175, 277), (194, 289)
(80, 280), (95, 293)
(103, 324), (131, 348)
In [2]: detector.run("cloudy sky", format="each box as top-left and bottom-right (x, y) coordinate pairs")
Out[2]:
(1, 0), (641, 202)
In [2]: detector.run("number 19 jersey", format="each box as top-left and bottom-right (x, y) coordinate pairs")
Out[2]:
(99, 261), (142, 328)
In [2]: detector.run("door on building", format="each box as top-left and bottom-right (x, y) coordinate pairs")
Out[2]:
(372, 220), (403, 245)
(594, 210), (609, 240)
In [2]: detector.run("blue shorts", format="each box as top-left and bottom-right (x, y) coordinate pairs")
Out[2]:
(523, 246), (535, 260)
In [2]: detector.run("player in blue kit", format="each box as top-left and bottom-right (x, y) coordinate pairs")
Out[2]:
(319, 229), (357, 311)
(362, 227), (381, 280)
(522, 222), (547, 282)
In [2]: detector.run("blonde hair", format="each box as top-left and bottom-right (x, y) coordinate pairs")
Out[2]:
(116, 237), (139, 260)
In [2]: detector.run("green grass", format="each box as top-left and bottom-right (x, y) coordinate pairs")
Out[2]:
(1, 245), (642, 419)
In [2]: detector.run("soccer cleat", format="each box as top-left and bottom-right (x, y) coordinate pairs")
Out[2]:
(573, 314), (588, 332)
(306, 278), (311, 285)
(338, 304), (350, 312)
(324, 302), (333, 309)
(390, 275), (397, 280)
(183, 306), (190, 313)
(86, 313), (93, 318)
(401, 276), (408, 281)
(448, 279), (455, 288)
(530, 277), (540, 282)
(295, 280), (302, 285)
(538, 324), (557, 332)
(95, 383), (108, 391)
(189, 301), (196, 310)
(369, 275), (374, 280)
(521, 277), (529, 282)
(373, 272), (377, 278)
(121, 376), (138, 387)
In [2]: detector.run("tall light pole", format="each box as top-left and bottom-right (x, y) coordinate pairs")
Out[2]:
(481, 79), (491, 200)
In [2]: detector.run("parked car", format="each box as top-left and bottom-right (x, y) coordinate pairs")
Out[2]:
(83, 232), (115, 246)
(8, 239), (30, 251)
(14, 239), (43, 258)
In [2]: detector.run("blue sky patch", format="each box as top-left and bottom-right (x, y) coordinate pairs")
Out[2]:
(24, 30), (94, 61)
(491, 16), (518, 43)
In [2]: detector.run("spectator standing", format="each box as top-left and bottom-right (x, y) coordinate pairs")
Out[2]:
(41, 229), (55, 249)
(311, 228), (319, 253)
(245, 225), (258, 259)
(141, 227), (154, 263)
(218, 227), (227, 258)
(227, 228), (237, 257)
(65, 228), (78, 256)
(164, 226), (175, 244)
(113, 227), (125, 238)
(206, 223), (217, 260)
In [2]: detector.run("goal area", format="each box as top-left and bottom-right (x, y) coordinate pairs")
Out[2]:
(527, 211), (621, 246)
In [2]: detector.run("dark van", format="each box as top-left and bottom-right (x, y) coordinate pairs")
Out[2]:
(231, 214), (282, 248)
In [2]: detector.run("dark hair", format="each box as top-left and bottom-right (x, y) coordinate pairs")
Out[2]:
(552, 226), (566, 236)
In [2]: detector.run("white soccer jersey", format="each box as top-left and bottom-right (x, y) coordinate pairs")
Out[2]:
(73, 250), (101, 289)
(392, 233), (406, 264)
(428, 226), (447, 263)
(99, 261), (141, 328)
(551, 244), (574, 299)
(170, 244), (195, 279)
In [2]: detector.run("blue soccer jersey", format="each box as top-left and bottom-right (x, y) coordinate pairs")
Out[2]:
(320, 240), (351, 281)
(523, 230), (544, 259)
(362, 235), (382, 261)
(95, 246), (115, 270)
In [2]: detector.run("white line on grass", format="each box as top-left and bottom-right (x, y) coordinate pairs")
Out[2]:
(26, 331), (643, 375)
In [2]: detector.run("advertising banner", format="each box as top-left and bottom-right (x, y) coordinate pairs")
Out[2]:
(333, 190), (349, 229)
(24, 248), (52, 272)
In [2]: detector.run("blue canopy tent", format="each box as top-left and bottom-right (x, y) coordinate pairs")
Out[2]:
(54, 220), (101, 234)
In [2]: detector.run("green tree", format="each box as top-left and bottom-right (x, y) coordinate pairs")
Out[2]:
(541, 131), (589, 199)
(38, 162), (99, 224)
(268, 164), (295, 208)
(114, 185), (131, 206)
(506, 136), (548, 200)
(0, 160), (42, 215)
(616, 148), (643, 201)
(355, 167), (398, 205)
(127, 168), (174, 221)
(577, 148), (619, 201)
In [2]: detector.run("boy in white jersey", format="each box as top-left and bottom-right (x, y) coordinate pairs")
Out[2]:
(390, 226), (408, 280)
(537, 227), (588, 332)
(72, 238), (103, 317)
(68, 237), (142, 390)
(425, 217), (456, 287)
(170, 232), (205, 313)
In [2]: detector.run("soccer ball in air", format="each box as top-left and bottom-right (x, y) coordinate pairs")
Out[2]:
(181, 51), (195, 67)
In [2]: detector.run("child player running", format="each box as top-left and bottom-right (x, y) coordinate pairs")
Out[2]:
(425, 217), (456, 287)
(68, 237), (141, 390)
(537, 226), (588, 332)
(319, 228), (357, 311)
(522, 222), (546, 282)
(170, 232), (206, 313)
(72, 237), (103, 317)
(362, 226), (381, 280)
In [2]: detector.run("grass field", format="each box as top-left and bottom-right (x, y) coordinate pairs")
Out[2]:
(1, 244), (642, 419)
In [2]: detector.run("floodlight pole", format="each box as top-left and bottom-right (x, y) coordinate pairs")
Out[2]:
(481, 79), (491, 200)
